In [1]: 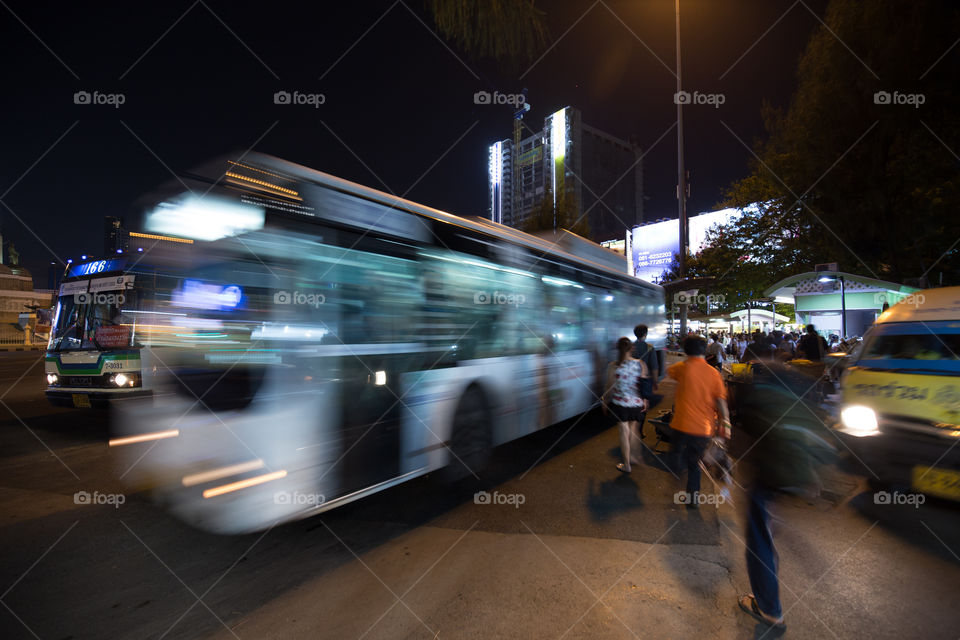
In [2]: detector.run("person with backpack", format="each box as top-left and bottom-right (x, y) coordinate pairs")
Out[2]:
(734, 353), (838, 631)
(705, 332), (726, 370)
(603, 337), (652, 473)
(633, 324), (664, 390)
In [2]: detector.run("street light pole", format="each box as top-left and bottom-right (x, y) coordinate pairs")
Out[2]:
(839, 275), (846, 339)
(676, 0), (689, 338)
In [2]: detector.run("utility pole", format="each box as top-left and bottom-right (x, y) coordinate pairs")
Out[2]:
(676, 0), (689, 337)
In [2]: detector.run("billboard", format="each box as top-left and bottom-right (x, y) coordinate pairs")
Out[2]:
(629, 207), (744, 282)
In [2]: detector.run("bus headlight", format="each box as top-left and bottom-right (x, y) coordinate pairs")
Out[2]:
(840, 405), (880, 437)
(46, 373), (59, 386)
(110, 373), (140, 388)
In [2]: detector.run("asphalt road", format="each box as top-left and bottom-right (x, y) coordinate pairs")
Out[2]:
(1, 351), (960, 639)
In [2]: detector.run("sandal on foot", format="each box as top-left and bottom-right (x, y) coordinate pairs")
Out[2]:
(616, 463), (631, 474)
(738, 594), (785, 630)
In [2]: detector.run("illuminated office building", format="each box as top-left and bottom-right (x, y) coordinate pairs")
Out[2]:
(487, 106), (643, 241)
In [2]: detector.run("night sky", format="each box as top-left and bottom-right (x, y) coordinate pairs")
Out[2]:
(2, 0), (829, 280)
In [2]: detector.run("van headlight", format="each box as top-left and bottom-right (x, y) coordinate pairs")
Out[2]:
(46, 373), (59, 386)
(840, 405), (880, 437)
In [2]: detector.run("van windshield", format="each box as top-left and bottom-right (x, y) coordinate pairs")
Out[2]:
(862, 333), (960, 361)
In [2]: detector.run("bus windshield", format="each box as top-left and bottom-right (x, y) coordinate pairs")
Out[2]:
(50, 287), (139, 351)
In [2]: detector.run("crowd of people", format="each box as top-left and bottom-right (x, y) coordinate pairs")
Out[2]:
(601, 324), (834, 632)
(667, 325), (861, 367)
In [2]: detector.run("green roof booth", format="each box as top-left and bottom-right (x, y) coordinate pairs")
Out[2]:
(764, 271), (920, 339)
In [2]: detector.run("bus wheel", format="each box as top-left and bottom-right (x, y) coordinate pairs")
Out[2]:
(444, 385), (492, 481)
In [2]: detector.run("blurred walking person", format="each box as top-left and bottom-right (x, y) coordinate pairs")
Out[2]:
(668, 336), (731, 506)
(603, 337), (650, 473)
(735, 354), (837, 631)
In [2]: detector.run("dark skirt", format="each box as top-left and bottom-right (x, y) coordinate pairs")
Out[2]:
(609, 403), (645, 423)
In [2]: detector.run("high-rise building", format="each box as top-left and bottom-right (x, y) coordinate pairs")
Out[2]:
(104, 216), (126, 254)
(487, 106), (643, 242)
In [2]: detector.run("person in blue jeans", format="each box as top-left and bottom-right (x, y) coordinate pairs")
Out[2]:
(735, 357), (832, 631)
(740, 487), (784, 629)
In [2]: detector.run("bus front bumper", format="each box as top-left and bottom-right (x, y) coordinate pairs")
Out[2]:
(46, 389), (152, 409)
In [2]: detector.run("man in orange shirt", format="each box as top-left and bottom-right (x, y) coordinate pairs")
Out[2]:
(669, 336), (731, 507)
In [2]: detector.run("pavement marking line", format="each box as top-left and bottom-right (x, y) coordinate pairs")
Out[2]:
(119, 520), (241, 640)
(521, 520), (641, 640)
(557, 521), (679, 640)
(157, 521), (279, 640)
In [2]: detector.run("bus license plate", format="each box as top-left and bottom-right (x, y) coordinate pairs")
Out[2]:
(912, 465), (960, 501)
(72, 394), (92, 409)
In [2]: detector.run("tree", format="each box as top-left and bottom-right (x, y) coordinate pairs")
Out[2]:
(722, 0), (960, 286)
(426, 0), (548, 65)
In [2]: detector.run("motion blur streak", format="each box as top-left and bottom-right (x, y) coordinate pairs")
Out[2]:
(182, 459), (265, 487)
(202, 470), (287, 499)
(108, 429), (180, 446)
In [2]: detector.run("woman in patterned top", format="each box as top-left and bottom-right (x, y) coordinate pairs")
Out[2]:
(603, 337), (650, 473)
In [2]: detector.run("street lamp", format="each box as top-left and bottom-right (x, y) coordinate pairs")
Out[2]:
(676, 0), (689, 337)
(818, 274), (846, 338)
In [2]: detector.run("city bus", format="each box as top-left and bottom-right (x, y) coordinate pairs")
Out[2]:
(111, 153), (666, 533)
(45, 256), (162, 409)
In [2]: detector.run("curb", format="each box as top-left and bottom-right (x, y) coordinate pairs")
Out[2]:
(0, 346), (44, 352)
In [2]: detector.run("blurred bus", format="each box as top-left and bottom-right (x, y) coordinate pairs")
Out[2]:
(111, 154), (666, 532)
